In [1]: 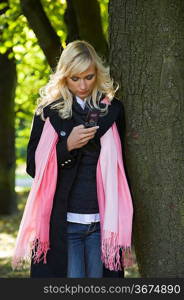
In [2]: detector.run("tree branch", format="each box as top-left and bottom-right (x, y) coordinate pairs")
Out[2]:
(20, 0), (62, 70)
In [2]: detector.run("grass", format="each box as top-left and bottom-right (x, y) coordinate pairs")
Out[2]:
(0, 180), (140, 278)
(0, 189), (30, 278)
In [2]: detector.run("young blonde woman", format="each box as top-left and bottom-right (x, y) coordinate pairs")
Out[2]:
(12, 40), (133, 278)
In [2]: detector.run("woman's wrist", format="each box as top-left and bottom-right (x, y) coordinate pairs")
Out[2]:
(67, 139), (73, 152)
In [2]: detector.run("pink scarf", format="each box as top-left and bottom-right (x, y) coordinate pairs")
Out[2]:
(12, 118), (133, 271)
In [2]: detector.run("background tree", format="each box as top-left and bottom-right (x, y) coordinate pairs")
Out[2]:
(0, 0), (17, 214)
(66, 0), (108, 59)
(20, 0), (62, 70)
(0, 0), (109, 215)
(109, 0), (184, 277)
(64, 0), (80, 43)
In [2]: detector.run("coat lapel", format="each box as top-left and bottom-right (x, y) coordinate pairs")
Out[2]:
(96, 99), (120, 139)
(46, 98), (119, 140)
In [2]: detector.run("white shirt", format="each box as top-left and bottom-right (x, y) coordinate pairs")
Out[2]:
(66, 96), (100, 224)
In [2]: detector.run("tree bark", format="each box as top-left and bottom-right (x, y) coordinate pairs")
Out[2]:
(109, 0), (184, 277)
(0, 0), (17, 214)
(20, 0), (62, 70)
(71, 0), (108, 60)
(0, 50), (17, 214)
(64, 0), (80, 44)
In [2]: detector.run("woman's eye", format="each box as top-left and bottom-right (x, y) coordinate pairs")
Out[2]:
(86, 74), (94, 80)
(71, 77), (79, 81)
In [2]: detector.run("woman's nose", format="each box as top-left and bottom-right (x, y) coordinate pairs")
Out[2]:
(79, 79), (86, 90)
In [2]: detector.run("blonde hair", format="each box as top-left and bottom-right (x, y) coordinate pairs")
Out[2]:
(36, 40), (119, 120)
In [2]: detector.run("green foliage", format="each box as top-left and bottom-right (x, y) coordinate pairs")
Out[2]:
(0, 190), (30, 277)
(0, 0), (109, 165)
(98, 0), (109, 40)
(41, 0), (67, 46)
(0, 0), (64, 164)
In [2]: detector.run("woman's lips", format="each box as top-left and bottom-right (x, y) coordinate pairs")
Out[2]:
(78, 91), (88, 94)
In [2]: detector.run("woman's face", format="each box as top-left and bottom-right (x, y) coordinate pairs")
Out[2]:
(66, 63), (96, 99)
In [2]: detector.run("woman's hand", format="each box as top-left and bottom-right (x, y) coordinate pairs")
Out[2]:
(67, 124), (99, 151)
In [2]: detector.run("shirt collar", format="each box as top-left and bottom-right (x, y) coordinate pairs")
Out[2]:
(75, 96), (86, 110)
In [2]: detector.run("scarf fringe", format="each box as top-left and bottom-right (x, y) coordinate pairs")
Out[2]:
(101, 231), (134, 271)
(31, 238), (50, 264)
(12, 256), (31, 271)
(12, 238), (49, 270)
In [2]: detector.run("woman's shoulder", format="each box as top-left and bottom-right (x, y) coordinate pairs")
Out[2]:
(32, 99), (61, 125)
(43, 98), (62, 118)
(110, 97), (124, 114)
(100, 95), (123, 108)
(111, 97), (124, 106)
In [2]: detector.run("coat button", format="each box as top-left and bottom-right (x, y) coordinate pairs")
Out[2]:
(60, 130), (66, 136)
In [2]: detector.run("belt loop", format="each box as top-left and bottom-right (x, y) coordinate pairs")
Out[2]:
(87, 222), (95, 233)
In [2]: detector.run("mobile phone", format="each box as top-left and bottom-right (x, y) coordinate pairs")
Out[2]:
(84, 110), (100, 128)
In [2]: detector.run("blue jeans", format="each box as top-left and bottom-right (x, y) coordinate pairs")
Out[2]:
(66, 221), (103, 278)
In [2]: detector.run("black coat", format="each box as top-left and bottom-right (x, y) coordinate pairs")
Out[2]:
(26, 97), (127, 278)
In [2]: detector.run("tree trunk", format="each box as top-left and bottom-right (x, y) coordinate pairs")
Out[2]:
(0, 0), (17, 215)
(71, 0), (108, 60)
(20, 0), (62, 70)
(0, 50), (17, 214)
(109, 0), (184, 277)
(64, 0), (80, 44)
(21, 0), (108, 64)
